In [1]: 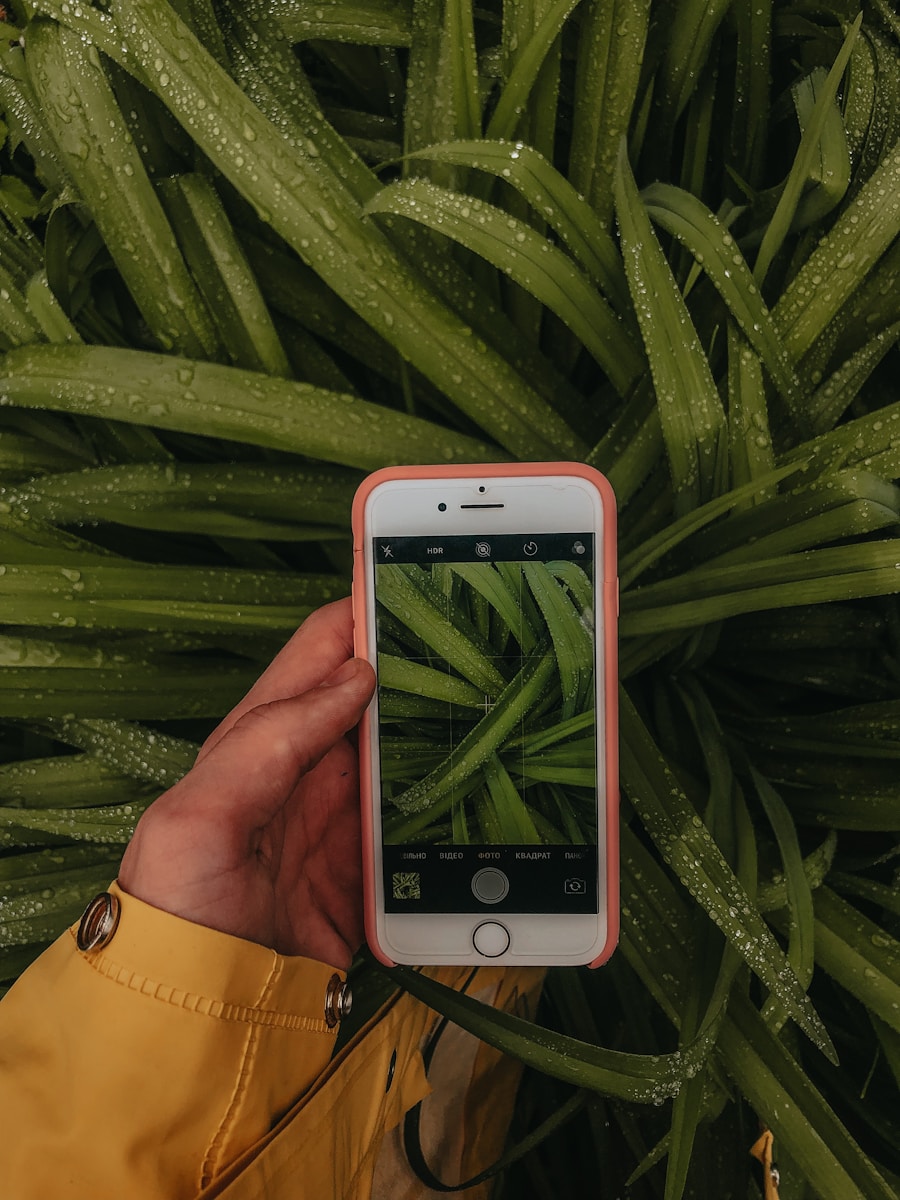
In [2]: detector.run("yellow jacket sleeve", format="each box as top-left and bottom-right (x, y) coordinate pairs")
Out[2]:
(0, 884), (544, 1199)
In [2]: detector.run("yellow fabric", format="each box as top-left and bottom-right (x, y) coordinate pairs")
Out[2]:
(0, 883), (543, 1198)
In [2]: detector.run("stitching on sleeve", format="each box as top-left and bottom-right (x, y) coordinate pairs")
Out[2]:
(70, 929), (334, 1034)
(199, 956), (283, 1188)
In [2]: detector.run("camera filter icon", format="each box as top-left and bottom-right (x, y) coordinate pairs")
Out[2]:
(475, 541), (491, 558)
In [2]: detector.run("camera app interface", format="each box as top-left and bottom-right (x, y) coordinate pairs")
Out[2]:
(373, 532), (600, 915)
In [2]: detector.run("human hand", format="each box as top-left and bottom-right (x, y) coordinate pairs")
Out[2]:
(118, 599), (376, 969)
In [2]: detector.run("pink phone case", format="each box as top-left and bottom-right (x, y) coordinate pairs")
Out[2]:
(351, 462), (619, 969)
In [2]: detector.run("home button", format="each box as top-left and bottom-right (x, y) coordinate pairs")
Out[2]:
(472, 921), (511, 957)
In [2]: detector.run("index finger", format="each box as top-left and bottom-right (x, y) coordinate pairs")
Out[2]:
(197, 597), (356, 760)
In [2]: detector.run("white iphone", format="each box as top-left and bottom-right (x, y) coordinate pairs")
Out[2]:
(351, 463), (618, 967)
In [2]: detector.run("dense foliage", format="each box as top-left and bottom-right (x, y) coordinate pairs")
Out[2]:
(0, 0), (899, 1194)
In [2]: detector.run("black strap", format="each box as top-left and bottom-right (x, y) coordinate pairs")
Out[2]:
(401, 970), (586, 1192)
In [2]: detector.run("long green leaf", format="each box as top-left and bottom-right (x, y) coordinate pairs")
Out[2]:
(0, 561), (340, 632)
(88, 0), (585, 459)
(401, 139), (629, 310)
(812, 887), (900, 1034)
(622, 541), (900, 635)
(721, 993), (897, 1200)
(0, 344), (500, 468)
(386, 962), (719, 1103)
(25, 20), (220, 358)
(773, 135), (900, 362)
(567, 0), (651, 223)
(390, 647), (555, 814)
(642, 183), (800, 406)
(754, 18), (860, 287)
(487, 0), (580, 141)
(614, 141), (727, 514)
(619, 691), (835, 1060)
(364, 177), (643, 397)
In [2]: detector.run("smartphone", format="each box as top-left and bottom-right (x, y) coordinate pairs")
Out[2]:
(351, 463), (618, 967)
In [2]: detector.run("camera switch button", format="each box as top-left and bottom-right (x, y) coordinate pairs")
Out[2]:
(472, 921), (511, 957)
(471, 867), (509, 904)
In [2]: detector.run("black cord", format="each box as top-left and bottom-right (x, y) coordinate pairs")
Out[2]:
(401, 968), (587, 1193)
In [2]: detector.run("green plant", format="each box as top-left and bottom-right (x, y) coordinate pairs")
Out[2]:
(0, 0), (899, 1195)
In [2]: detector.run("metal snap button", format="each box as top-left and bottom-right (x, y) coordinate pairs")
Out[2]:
(324, 974), (352, 1028)
(76, 892), (121, 952)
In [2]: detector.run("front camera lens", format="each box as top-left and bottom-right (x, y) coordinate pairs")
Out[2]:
(438, 502), (447, 512)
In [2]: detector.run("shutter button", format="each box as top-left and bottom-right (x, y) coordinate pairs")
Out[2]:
(77, 892), (121, 951)
(324, 974), (352, 1027)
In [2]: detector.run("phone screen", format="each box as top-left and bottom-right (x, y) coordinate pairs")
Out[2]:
(372, 530), (600, 916)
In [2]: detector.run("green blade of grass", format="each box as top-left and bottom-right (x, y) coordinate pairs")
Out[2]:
(623, 537), (900, 633)
(486, 0), (580, 142)
(720, 991), (898, 1200)
(386, 961), (719, 1103)
(0, 865), (124, 931)
(390, 646), (555, 815)
(754, 18), (860, 288)
(376, 654), (485, 707)
(614, 140), (728, 514)
(445, 562), (538, 653)
(24, 270), (81, 345)
(749, 768), (816, 1033)
(620, 691), (836, 1060)
(567, 0), (651, 224)
(522, 559), (593, 719)
(24, 20), (220, 359)
(445, 0), (481, 141)
(36, 717), (197, 786)
(642, 183), (800, 407)
(729, 0), (771, 187)
(653, 0), (731, 129)
(401, 139), (629, 311)
(0, 344), (501, 468)
(0, 754), (157, 809)
(1, 461), (359, 537)
(811, 887), (900, 1035)
(0, 260), (43, 347)
(0, 653), (255, 719)
(618, 467), (800, 588)
(755, 833), (837, 914)
(364, 177), (643, 398)
(157, 174), (292, 378)
(0, 798), (149, 857)
(681, 469), (900, 568)
(0, 844), (123, 884)
(0, 561), (341, 633)
(806, 321), (900, 435)
(57, 0), (584, 459)
(482, 754), (542, 843)
(773, 134), (900, 363)
(375, 563), (506, 696)
(275, 0), (412, 46)
(726, 325), (777, 504)
(788, 67), (852, 227)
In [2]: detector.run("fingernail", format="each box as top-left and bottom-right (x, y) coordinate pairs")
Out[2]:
(322, 658), (363, 688)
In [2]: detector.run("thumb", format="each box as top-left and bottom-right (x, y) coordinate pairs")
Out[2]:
(118, 656), (375, 924)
